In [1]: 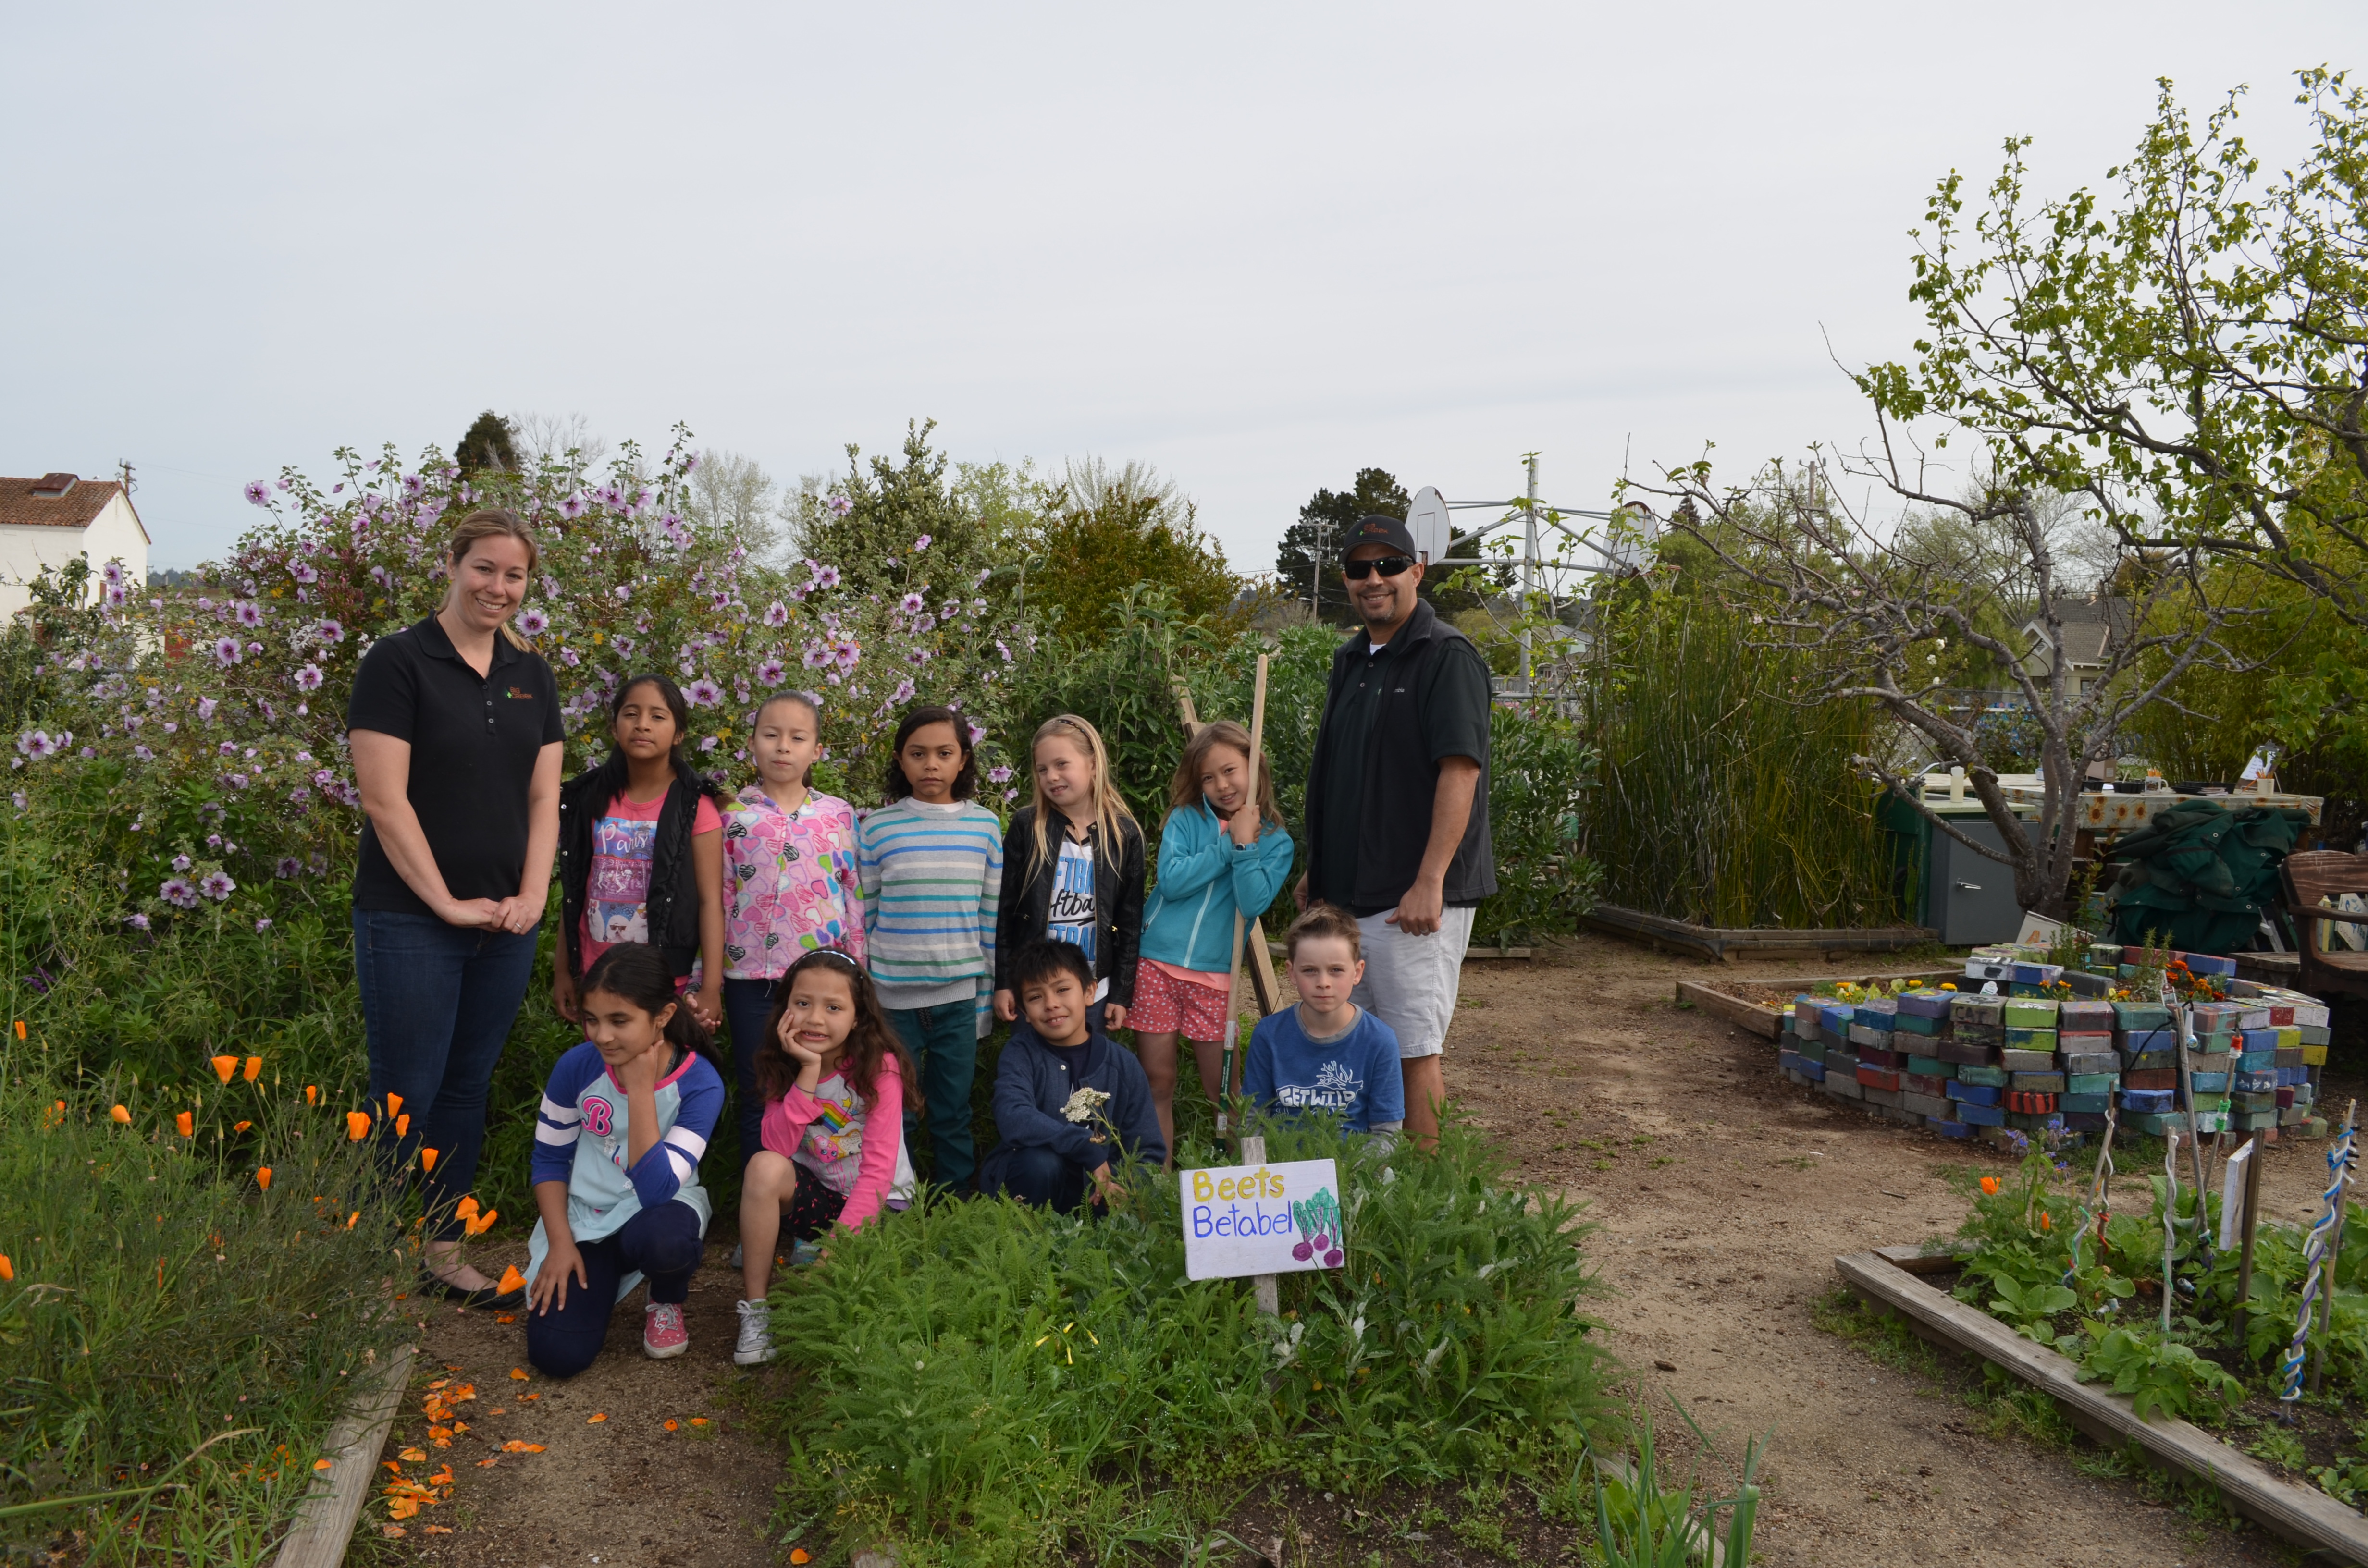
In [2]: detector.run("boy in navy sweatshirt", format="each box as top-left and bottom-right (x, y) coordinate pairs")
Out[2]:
(978, 940), (1166, 1211)
(1245, 904), (1406, 1143)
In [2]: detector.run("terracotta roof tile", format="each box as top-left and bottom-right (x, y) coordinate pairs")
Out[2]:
(0, 475), (126, 530)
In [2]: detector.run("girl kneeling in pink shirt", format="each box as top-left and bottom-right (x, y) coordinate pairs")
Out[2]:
(734, 946), (918, 1364)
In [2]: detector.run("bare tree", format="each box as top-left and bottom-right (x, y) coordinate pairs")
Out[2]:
(511, 412), (611, 476)
(1628, 459), (2265, 918)
(1054, 456), (1192, 533)
(682, 448), (780, 555)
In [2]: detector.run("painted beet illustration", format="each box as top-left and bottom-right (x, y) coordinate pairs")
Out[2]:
(1289, 1188), (1344, 1268)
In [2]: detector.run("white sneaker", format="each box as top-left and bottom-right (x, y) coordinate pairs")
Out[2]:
(728, 1242), (744, 1270)
(733, 1298), (775, 1365)
(642, 1301), (689, 1359)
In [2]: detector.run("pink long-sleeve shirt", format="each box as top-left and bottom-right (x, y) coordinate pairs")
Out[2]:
(758, 1050), (913, 1233)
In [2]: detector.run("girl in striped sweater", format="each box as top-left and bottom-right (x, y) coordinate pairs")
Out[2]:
(857, 705), (1002, 1194)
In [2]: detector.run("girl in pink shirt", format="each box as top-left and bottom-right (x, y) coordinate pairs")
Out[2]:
(721, 691), (865, 1171)
(733, 947), (918, 1365)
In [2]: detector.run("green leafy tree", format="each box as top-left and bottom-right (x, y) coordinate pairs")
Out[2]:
(1277, 467), (1408, 623)
(793, 419), (995, 601)
(1030, 483), (1243, 642)
(454, 409), (518, 475)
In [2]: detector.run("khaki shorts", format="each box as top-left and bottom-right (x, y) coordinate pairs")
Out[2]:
(1349, 905), (1476, 1059)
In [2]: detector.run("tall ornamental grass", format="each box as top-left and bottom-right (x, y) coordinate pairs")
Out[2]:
(0, 1048), (411, 1562)
(1581, 587), (1904, 929)
(757, 1116), (1615, 1566)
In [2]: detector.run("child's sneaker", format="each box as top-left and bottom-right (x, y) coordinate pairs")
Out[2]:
(733, 1298), (775, 1365)
(642, 1301), (689, 1360)
(788, 1239), (824, 1268)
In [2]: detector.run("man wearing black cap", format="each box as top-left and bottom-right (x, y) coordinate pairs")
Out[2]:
(1297, 514), (1496, 1150)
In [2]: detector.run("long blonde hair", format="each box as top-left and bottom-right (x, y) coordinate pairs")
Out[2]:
(445, 507), (540, 650)
(1024, 714), (1136, 878)
(1168, 718), (1283, 831)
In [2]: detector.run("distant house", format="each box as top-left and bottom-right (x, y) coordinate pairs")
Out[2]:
(2017, 593), (2129, 698)
(0, 473), (150, 621)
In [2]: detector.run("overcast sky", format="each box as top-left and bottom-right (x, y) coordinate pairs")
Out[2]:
(5, 3), (2357, 574)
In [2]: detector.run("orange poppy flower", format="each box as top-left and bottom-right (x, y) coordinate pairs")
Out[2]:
(175, 1111), (194, 1137)
(346, 1111), (371, 1141)
(455, 1195), (480, 1219)
(110, 1104), (132, 1124)
(420, 1148), (439, 1173)
(498, 1265), (527, 1295)
(1979, 1176), (1999, 1195)
(789, 1551), (811, 1566)
(210, 1055), (238, 1084)
(11, 1020), (23, 1040)
(0, 1254), (13, 1282)
(385, 1092), (404, 1118)
(313, 1457), (334, 1472)
(46, 1100), (64, 1127)
(243, 1055), (263, 1082)
(305, 1084), (319, 1106)
(395, 1113), (410, 1137)
(2040, 1212), (2053, 1231)
(257, 1167), (273, 1191)
(234, 1120), (252, 1132)
(463, 1209), (499, 1237)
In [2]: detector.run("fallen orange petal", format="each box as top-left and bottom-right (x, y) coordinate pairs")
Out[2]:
(586, 1413), (606, 1423)
(424, 1524), (453, 1533)
(210, 1055), (238, 1084)
(382, 1460), (403, 1475)
(382, 1524), (407, 1538)
(399, 1447), (427, 1463)
(256, 1167), (273, 1191)
(314, 1458), (334, 1471)
(477, 1456), (500, 1468)
(789, 1552), (811, 1565)
(244, 1055), (263, 1082)
(689, 1417), (708, 1426)
(495, 1314), (516, 1324)
(663, 1419), (678, 1431)
(420, 1147), (439, 1173)
(509, 1368), (529, 1381)
(111, 1104), (131, 1124)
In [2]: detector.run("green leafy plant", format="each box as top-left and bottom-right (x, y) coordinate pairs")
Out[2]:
(1586, 1409), (1764, 1568)
(1986, 1277), (2078, 1345)
(2073, 1323), (2245, 1423)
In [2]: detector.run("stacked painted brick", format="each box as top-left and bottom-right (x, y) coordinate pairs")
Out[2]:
(1777, 988), (1988, 1139)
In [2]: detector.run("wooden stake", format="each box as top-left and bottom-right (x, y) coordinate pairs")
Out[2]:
(1241, 1130), (1278, 1315)
(2235, 1127), (2266, 1350)
(1218, 655), (1270, 1147)
(2172, 998), (2214, 1267)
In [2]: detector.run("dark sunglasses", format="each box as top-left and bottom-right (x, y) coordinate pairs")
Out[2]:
(1343, 555), (1416, 581)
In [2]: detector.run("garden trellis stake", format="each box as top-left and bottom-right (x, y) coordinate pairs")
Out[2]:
(2170, 991), (2214, 1269)
(2285, 1100), (2359, 1409)
(2162, 1130), (2180, 1335)
(2312, 1102), (2360, 1396)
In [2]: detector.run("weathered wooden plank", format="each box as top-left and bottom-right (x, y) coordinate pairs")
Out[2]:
(1584, 903), (1937, 961)
(1835, 1250), (2368, 1564)
(1676, 969), (1960, 1040)
(270, 1341), (416, 1568)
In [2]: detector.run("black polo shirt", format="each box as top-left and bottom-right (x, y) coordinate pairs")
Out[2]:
(346, 615), (564, 917)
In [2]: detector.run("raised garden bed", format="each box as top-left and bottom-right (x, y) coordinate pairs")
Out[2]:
(1584, 903), (1936, 963)
(1837, 1244), (2368, 1565)
(1675, 968), (1961, 1039)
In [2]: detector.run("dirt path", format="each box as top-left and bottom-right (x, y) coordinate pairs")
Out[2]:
(1453, 936), (2347, 1568)
(383, 935), (2351, 1566)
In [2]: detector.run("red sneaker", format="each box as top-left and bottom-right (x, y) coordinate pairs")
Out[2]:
(642, 1301), (689, 1359)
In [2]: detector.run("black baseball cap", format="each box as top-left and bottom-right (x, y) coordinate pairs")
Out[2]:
(1339, 514), (1418, 561)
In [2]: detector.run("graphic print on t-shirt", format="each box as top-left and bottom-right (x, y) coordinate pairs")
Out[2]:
(1277, 1056), (1364, 1112)
(1046, 836), (1097, 966)
(586, 812), (658, 957)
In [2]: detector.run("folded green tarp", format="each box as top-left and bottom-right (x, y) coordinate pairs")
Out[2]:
(2102, 801), (2312, 955)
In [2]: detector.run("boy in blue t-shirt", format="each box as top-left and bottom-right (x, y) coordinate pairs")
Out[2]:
(1245, 904), (1406, 1139)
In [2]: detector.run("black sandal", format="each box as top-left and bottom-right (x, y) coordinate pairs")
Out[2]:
(417, 1269), (525, 1311)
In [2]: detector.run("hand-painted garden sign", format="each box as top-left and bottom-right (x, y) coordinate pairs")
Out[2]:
(1182, 1157), (1344, 1281)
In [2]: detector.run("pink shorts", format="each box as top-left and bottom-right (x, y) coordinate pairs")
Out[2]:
(1128, 961), (1231, 1040)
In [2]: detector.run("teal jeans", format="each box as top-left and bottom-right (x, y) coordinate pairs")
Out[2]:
(888, 1001), (978, 1193)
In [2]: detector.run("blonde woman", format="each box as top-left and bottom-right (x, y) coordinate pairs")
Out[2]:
(992, 714), (1145, 1031)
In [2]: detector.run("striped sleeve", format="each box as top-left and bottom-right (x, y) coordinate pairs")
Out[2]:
(530, 1045), (602, 1187)
(626, 1057), (725, 1208)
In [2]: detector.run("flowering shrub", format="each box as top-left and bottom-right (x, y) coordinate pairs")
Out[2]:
(10, 428), (1026, 934)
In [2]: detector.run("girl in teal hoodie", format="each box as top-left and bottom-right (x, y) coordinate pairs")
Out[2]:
(1132, 719), (1295, 1157)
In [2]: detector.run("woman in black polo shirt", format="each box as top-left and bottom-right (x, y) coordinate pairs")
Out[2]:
(348, 507), (564, 1307)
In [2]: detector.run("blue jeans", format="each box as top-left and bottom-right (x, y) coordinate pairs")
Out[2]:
(524, 1201), (703, 1379)
(983, 1143), (1089, 1214)
(351, 909), (539, 1241)
(887, 1002), (978, 1193)
(722, 976), (779, 1167)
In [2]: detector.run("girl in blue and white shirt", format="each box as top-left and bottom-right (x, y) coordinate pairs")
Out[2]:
(526, 942), (725, 1378)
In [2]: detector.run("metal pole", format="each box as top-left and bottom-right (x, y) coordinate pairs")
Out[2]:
(2311, 1101), (2359, 1394)
(1521, 455), (1539, 688)
(2235, 1127), (2266, 1350)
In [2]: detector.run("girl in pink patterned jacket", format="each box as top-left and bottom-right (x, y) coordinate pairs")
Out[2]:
(733, 948), (918, 1365)
(720, 693), (865, 1175)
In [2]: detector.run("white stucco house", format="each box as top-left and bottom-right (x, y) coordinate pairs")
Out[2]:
(0, 472), (150, 620)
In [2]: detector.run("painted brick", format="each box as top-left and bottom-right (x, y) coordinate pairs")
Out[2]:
(2000, 1049), (2058, 1073)
(1947, 1081), (2002, 1106)
(1956, 1101), (2007, 1127)
(1956, 1064), (2010, 1088)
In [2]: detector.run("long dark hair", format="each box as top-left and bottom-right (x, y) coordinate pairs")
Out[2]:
(579, 943), (717, 1066)
(754, 948), (923, 1115)
(883, 703), (977, 803)
(1167, 718), (1283, 830)
(582, 672), (725, 810)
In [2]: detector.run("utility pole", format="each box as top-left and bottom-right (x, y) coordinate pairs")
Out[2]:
(1520, 453), (1540, 689)
(117, 459), (136, 495)
(1308, 517), (1330, 616)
